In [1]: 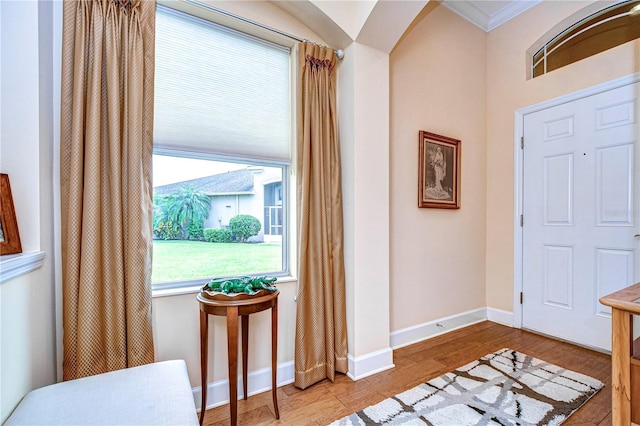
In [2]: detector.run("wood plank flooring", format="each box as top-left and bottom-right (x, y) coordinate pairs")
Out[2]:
(201, 321), (612, 425)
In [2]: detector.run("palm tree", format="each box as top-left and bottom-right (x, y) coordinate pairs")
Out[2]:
(164, 186), (211, 239)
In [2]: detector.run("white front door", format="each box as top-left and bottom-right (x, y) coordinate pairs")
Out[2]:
(522, 82), (640, 351)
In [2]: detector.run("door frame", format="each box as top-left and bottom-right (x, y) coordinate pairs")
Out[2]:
(513, 72), (640, 329)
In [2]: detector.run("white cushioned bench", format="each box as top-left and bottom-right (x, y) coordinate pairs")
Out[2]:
(5, 360), (198, 425)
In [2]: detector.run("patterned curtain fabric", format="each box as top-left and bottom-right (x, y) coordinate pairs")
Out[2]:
(60, 0), (155, 380)
(294, 42), (348, 389)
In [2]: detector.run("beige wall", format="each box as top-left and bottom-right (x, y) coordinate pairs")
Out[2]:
(340, 41), (392, 359)
(6, 0), (640, 420)
(1, 0), (57, 422)
(1, 270), (56, 423)
(389, 4), (488, 332)
(485, 0), (640, 311)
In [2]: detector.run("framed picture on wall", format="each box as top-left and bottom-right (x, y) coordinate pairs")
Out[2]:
(0, 173), (22, 255)
(418, 131), (461, 209)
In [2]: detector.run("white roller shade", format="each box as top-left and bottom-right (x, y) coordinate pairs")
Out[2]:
(154, 6), (291, 163)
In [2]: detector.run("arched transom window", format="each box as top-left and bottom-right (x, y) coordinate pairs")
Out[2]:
(532, 0), (640, 78)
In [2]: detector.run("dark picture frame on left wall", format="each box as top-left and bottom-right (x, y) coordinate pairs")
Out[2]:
(0, 173), (22, 255)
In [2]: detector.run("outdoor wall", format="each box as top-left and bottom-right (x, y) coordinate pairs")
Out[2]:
(0, 0), (57, 422)
(205, 195), (236, 229)
(485, 0), (640, 312)
(200, 168), (281, 242)
(206, 194), (255, 230)
(389, 4), (487, 334)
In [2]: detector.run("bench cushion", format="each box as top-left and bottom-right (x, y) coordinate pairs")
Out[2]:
(5, 360), (198, 425)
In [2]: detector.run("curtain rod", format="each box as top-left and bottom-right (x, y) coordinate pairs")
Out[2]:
(182, 0), (344, 59)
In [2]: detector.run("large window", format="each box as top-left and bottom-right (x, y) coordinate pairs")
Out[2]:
(153, 5), (291, 289)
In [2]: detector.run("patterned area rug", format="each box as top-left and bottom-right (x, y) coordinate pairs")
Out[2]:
(330, 348), (603, 426)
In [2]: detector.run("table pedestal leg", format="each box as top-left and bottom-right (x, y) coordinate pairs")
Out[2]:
(271, 301), (279, 419)
(227, 307), (239, 426)
(199, 310), (208, 426)
(242, 315), (249, 400)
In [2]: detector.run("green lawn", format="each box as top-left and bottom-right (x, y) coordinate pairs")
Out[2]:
(152, 240), (282, 283)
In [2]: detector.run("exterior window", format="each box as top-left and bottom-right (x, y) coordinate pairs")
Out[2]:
(153, 5), (291, 289)
(263, 182), (283, 237)
(532, 0), (640, 78)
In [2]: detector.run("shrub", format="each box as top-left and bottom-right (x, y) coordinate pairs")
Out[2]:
(228, 214), (261, 243)
(203, 228), (232, 243)
(187, 220), (204, 240)
(153, 221), (179, 240)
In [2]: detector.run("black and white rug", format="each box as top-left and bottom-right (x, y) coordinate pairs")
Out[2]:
(330, 348), (603, 425)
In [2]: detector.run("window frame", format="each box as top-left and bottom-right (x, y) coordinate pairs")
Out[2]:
(151, 2), (297, 294)
(151, 150), (292, 293)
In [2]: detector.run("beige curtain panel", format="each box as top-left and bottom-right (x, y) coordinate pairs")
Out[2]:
(294, 42), (349, 390)
(60, 0), (156, 380)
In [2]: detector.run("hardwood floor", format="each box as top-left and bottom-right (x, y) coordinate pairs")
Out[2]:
(201, 321), (612, 425)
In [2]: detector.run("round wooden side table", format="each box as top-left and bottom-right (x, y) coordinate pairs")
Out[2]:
(197, 289), (280, 426)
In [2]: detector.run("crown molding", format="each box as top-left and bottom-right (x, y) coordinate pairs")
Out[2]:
(442, 0), (542, 32)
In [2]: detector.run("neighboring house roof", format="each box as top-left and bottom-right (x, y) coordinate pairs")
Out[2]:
(154, 169), (254, 196)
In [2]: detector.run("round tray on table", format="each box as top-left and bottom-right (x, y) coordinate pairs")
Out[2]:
(198, 286), (274, 302)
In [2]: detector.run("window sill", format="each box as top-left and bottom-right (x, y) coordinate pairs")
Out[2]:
(152, 275), (297, 298)
(0, 251), (46, 284)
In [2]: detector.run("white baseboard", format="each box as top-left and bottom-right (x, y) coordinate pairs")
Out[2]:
(193, 360), (294, 412)
(486, 307), (514, 327)
(390, 308), (488, 349)
(194, 347), (396, 409)
(194, 307), (516, 410)
(346, 347), (395, 381)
